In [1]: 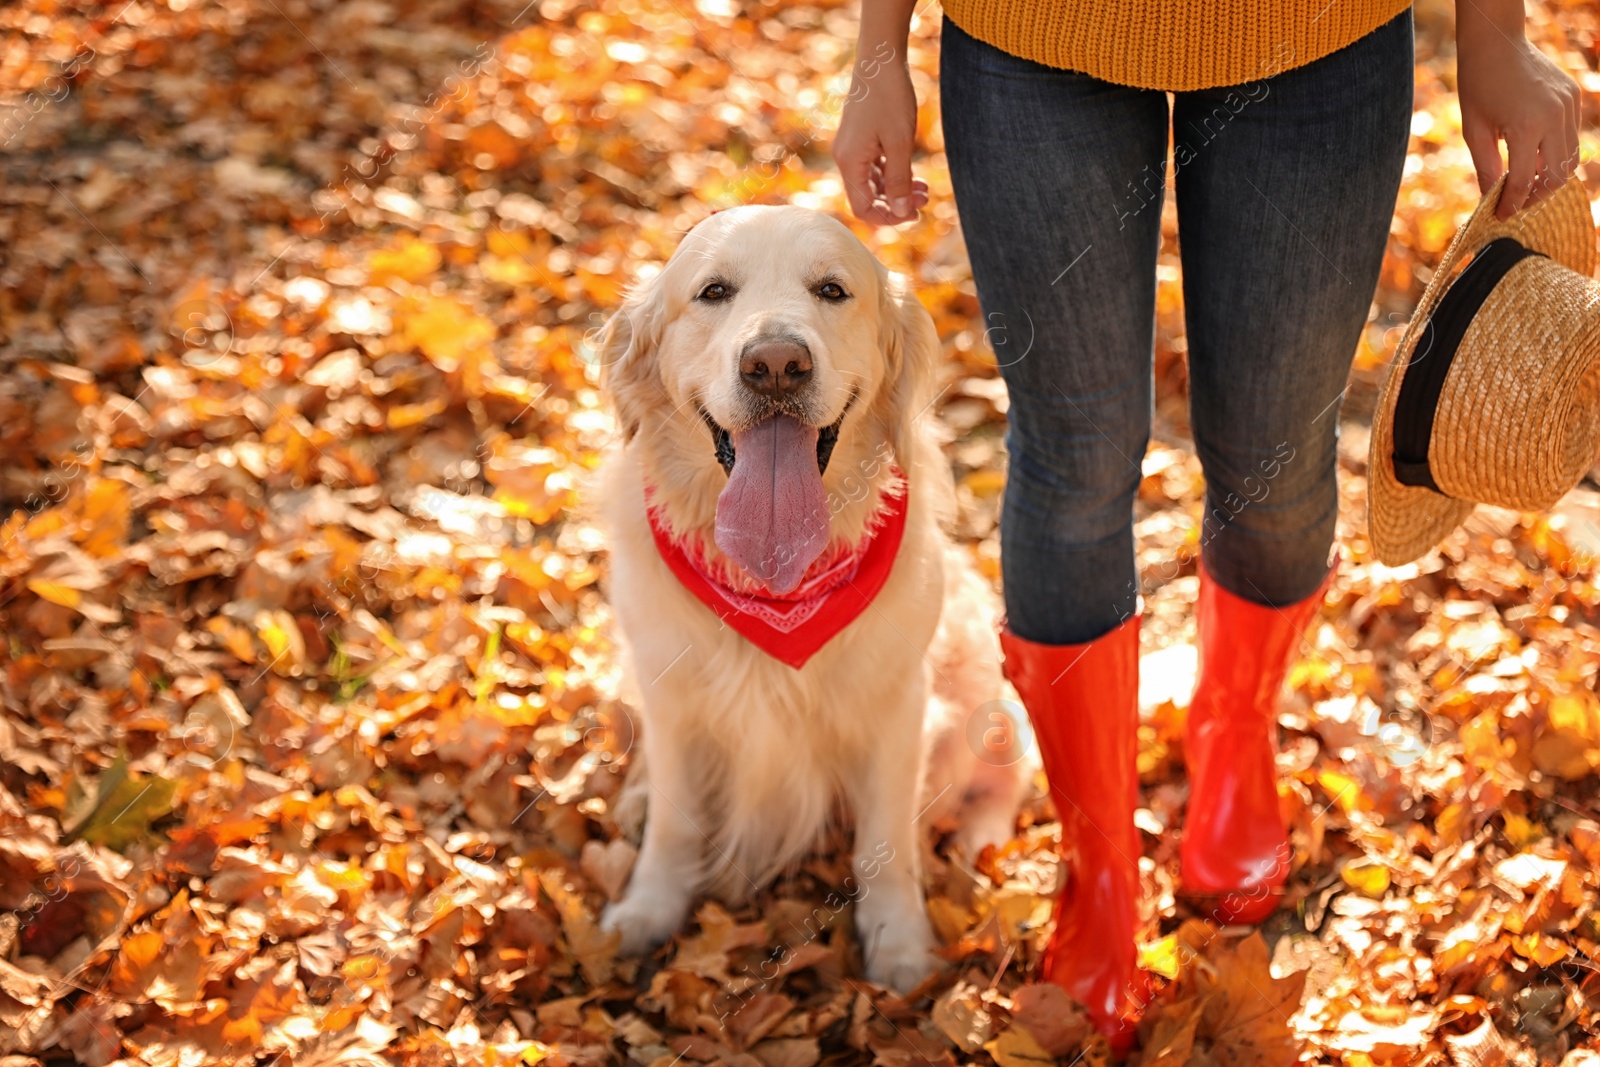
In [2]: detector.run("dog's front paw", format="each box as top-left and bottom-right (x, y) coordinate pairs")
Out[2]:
(861, 914), (939, 994)
(601, 888), (691, 956)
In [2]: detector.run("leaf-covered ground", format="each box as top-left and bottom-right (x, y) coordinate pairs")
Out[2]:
(5, 0), (1600, 1064)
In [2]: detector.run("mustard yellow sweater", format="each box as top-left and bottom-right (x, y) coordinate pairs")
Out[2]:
(938, 0), (1414, 91)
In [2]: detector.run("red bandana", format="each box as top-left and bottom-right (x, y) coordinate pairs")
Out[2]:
(647, 480), (909, 669)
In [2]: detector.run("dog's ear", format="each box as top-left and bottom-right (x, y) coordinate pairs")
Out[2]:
(597, 273), (668, 442)
(874, 270), (940, 471)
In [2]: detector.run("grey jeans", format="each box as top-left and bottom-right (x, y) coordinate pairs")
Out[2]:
(940, 11), (1414, 644)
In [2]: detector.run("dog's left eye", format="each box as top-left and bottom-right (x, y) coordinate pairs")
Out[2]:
(816, 282), (849, 302)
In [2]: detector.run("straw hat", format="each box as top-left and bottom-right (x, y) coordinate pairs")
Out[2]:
(1368, 175), (1600, 564)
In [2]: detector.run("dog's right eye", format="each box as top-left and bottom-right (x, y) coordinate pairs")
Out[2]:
(697, 282), (730, 302)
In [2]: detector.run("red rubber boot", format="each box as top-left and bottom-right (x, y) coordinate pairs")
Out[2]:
(1180, 562), (1332, 923)
(1001, 616), (1147, 1054)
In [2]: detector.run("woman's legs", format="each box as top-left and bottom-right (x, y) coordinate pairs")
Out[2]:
(1172, 11), (1413, 916)
(941, 15), (1168, 646)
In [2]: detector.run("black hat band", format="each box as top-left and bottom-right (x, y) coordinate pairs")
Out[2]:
(1392, 237), (1546, 493)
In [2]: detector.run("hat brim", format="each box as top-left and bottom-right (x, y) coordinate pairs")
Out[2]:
(1368, 175), (1598, 565)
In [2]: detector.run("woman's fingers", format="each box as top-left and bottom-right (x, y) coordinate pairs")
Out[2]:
(1563, 87), (1581, 167)
(832, 118), (926, 223)
(1528, 92), (1582, 208)
(868, 164), (930, 194)
(1498, 126), (1540, 218)
(840, 152), (909, 225)
(876, 136), (918, 220)
(1559, 83), (1582, 179)
(833, 131), (880, 219)
(859, 166), (929, 221)
(1523, 139), (1564, 210)
(1462, 113), (1504, 195)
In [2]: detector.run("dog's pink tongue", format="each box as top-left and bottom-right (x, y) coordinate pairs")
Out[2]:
(715, 415), (829, 594)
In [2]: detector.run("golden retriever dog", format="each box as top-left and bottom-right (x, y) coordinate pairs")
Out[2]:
(594, 206), (1027, 992)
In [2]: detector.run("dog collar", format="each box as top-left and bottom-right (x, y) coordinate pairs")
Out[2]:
(646, 473), (908, 669)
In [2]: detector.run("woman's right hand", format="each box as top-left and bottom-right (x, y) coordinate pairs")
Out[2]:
(831, 45), (929, 225)
(1456, 0), (1581, 219)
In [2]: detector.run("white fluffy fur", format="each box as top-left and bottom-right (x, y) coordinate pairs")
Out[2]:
(595, 206), (1027, 992)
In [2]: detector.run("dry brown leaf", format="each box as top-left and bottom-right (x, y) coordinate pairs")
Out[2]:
(930, 981), (993, 1053)
(579, 838), (637, 903)
(749, 1037), (819, 1067)
(1007, 982), (1093, 1057)
(983, 1025), (1054, 1067)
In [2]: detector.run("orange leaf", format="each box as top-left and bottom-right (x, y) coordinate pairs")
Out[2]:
(368, 235), (442, 283)
(399, 294), (496, 371)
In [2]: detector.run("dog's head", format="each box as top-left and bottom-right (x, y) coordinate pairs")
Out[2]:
(599, 206), (940, 592)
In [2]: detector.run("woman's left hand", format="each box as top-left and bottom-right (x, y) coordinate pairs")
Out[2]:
(1457, 0), (1582, 219)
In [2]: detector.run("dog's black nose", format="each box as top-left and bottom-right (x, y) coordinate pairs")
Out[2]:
(740, 340), (813, 400)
